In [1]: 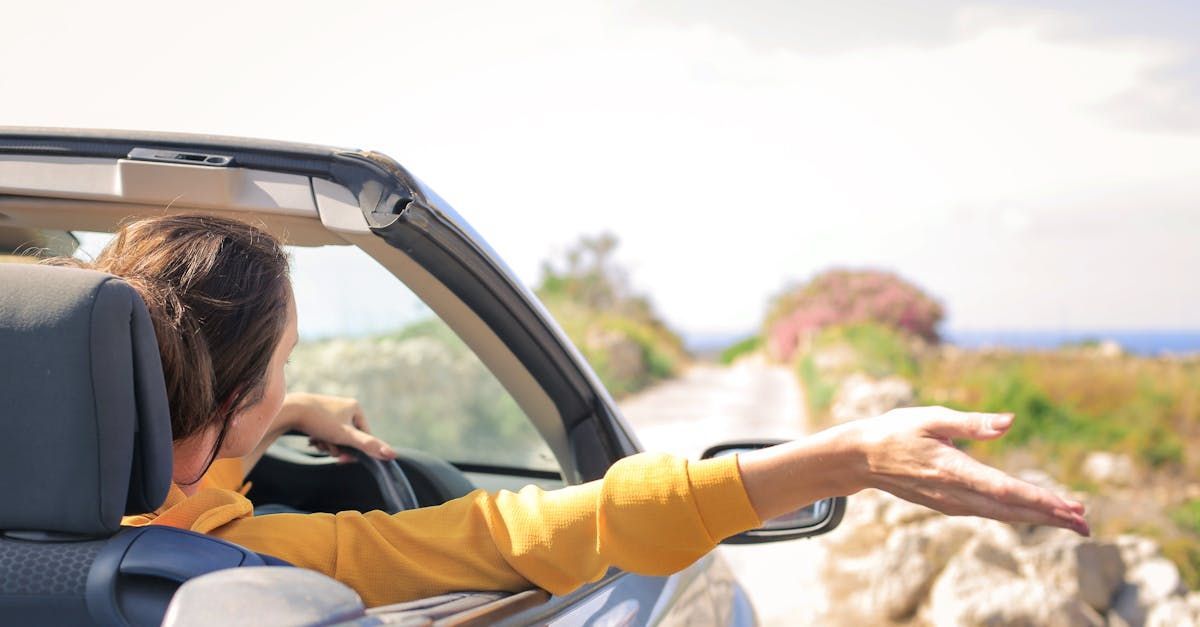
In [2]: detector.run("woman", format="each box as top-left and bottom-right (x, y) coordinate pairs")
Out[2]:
(69, 214), (1087, 608)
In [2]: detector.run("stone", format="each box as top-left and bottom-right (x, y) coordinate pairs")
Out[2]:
(1015, 529), (1124, 612)
(1115, 535), (1162, 571)
(1082, 452), (1135, 487)
(830, 373), (913, 423)
(1112, 558), (1187, 627)
(865, 517), (978, 619)
(927, 537), (1104, 627)
(1145, 591), (1200, 627)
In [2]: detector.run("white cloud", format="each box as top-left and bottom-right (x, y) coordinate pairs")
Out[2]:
(3, 1), (1197, 335)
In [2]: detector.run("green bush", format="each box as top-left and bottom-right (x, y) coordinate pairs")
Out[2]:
(543, 296), (683, 398)
(814, 323), (918, 379)
(1170, 500), (1200, 535)
(536, 233), (687, 398)
(287, 319), (552, 469)
(1163, 537), (1200, 591)
(793, 323), (919, 423)
(797, 353), (838, 417)
(919, 358), (1187, 470)
(719, 336), (762, 365)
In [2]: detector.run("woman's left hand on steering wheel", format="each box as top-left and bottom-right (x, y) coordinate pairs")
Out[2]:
(281, 393), (396, 463)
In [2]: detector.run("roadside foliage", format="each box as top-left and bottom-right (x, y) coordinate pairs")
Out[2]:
(752, 268), (1200, 590)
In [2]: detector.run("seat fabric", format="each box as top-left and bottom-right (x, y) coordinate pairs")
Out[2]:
(0, 264), (283, 626)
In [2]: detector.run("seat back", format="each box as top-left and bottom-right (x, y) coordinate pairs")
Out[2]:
(0, 264), (278, 626)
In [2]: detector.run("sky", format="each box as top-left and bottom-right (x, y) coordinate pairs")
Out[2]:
(4, 1), (1199, 337)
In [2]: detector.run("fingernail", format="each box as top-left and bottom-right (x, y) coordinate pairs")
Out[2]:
(989, 413), (1014, 431)
(384, 446), (397, 458)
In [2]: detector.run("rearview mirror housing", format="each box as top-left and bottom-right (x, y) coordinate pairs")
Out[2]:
(702, 439), (847, 544)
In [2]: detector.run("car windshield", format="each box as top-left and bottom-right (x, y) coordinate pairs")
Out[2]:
(70, 231), (560, 473)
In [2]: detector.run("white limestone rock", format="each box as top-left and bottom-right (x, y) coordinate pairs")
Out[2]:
(1014, 528), (1124, 613)
(1145, 591), (1200, 627)
(1082, 452), (1135, 487)
(927, 537), (1104, 627)
(1112, 558), (1187, 627)
(829, 373), (913, 423)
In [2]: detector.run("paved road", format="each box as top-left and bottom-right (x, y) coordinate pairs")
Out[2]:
(618, 357), (829, 625)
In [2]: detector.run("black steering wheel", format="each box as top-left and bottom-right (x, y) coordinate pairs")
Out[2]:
(339, 446), (421, 514)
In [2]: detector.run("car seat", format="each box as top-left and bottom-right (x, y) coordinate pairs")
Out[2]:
(0, 264), (283, 627)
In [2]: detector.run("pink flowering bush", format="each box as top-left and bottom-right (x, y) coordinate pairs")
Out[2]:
(765, 269), (943, 362)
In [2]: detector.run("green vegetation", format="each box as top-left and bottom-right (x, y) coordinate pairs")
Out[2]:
(764, 267), (1200, 588)
(791, 327), (1200, 585)
(287, 318), (556, 470)
(1165, 540), (1200, 591)
(1171, 499), (1200, 536)
(798, 352), (838, 418)
(795, 322), (918, 419)
(918, 352), (1195, 473)
(818, 323), (918, 379)
(536, 233), (686, 398)
(718, 335), (761, 365)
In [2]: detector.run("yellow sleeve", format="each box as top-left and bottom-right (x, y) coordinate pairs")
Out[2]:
(204, 452), (761, 608)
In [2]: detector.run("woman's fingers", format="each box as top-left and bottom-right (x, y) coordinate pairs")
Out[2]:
(920, 446), (1089, 535)
(941, 485), (1089, 535)
(311, 430), (396, 462)
(341, 424), (397, 461)
(942, 448), (1082, 513)
(919, 407), (1014, 441)
(350, 406), (372, 434)
(864, 407), (1091, 536)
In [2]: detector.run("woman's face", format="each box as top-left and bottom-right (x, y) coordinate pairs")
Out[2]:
(218, 288), (299, 458)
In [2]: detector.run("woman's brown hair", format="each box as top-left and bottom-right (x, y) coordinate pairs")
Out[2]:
(47, 214), (291, 480)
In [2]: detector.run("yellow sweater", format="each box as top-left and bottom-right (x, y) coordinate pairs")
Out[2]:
(121, 452), (762, 608)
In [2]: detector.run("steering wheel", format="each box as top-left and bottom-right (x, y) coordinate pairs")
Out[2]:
(339, 446), (421, 514)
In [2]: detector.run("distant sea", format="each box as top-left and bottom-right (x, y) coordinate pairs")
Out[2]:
(683, 330), (1200, 357)
(944, 330), (1200, 356)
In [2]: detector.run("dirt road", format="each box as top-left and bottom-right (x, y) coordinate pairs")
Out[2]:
(618, 356), (830, 625)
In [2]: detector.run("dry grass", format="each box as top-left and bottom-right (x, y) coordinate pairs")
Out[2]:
(790, 326), (1200, 588)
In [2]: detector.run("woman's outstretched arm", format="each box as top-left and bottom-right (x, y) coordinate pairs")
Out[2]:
(172, 406), (1087, 606)
(739, 406), (1090, 535)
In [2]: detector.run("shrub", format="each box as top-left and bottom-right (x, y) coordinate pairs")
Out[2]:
(719, 335), (762, 365)
(286, 319), (550, 469)
(792, 323), (918, 421)
(797, 352), (839, 417)
(536, 233), (687, 398)
(814, 323), (919, 379)
(916, 353), (1194, 472)
(1172, 500), (1200, 535)
(766, 269), (943, 362)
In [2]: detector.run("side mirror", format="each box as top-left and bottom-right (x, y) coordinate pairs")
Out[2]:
(701, 439), (847, 544)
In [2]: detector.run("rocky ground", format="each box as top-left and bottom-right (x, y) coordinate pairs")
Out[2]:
(619, 359), (1200, 626)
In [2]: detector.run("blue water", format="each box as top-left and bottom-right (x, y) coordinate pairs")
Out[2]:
(684, 330), (1200, 356)
(944, 330), (1200, 356)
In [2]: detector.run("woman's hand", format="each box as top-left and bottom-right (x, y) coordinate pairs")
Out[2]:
(852, 406), (1089, 535)
(737, 406), (1090, 536)
(281, 393), (396, 463)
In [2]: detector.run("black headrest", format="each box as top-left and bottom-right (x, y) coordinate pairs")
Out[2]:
(0, 264), (173, 535)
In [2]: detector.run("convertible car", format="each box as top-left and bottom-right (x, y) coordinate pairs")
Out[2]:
(0, 128), (846, 626)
